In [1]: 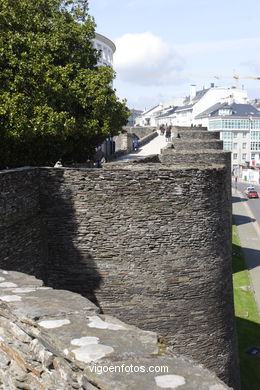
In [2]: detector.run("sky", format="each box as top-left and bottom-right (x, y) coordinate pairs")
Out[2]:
(88, 0), (260, 110)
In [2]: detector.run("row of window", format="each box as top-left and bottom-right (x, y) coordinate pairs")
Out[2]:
(251, 131), (260, 140)
(209, 119), (260, 130)
(222, 131), (248, 139)
(233, 153), (247, 160)
(233, 153), (259, 160)
(251, 142), (260, 151)
(223, 141), (260, 151)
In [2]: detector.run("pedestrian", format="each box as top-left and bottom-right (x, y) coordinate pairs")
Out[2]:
(133, 138), (140, 151)
(165, 126), (171, 142)
(159, 124), (165, 136)
(54, 159), (63, 167)
(93, 148), (105, 168)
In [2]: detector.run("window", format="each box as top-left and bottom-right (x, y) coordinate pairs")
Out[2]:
(242, 143), (247, 149)
(251, 141), (260, 151)
(242, 132), (247, 138)
(233, 143), (238, 150)
(242, 153), (247, 160)
(251, 131), (260, 140)
(209, 120), (222, 129)
(251, 153), (256, 159)
(222, 131), (233, 140)
(233, 133), (238, 138)
(233, 153), (238, 159)
(252, 120), (260, 129)
(223, 141), (232, 151)
(219, 109), (232, 116)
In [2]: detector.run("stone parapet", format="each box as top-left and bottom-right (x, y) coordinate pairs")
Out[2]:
(172, 139), (223, 150)
(173, 130), (220, 140)
(160, 149), (231, 168)
(0, 269), (232, 390)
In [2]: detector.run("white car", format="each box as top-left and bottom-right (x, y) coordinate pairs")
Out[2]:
(245, 186), (255, 195)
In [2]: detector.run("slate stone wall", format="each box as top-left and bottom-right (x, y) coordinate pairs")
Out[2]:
(0, 168), (47, 279)
(114, 127), (157, 153)
(38, 164), (238, 389)
(124, 126), (156, 139)
(160, 149), (231, 170)
(173, 139), (223, 150)
(172, 126), (208, 132)
(174, 130), (220, 140)
(0, 162), (239, 389)
(0, 269), (232, 390)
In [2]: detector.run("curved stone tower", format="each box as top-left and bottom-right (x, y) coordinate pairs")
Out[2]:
(0, 126), (239, 389)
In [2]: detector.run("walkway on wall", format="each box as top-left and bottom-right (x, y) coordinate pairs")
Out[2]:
(232, 188), (260, 313)
(116, 131), (168, 161)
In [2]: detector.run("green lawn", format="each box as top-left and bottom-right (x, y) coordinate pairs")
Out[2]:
(232, 225), (260, 390)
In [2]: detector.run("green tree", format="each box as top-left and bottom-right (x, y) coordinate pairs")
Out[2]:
(0, 0), (129, 168)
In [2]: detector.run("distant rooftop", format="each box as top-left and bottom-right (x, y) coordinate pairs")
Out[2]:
(196, 102), (260, 119)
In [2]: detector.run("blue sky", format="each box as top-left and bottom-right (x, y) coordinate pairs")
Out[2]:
(89, 0), (260, 110)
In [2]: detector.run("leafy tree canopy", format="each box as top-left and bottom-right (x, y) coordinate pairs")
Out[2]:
(0, 0), (129, 167)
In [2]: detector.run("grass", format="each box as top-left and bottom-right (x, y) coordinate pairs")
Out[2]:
(232, 225), (260, 390)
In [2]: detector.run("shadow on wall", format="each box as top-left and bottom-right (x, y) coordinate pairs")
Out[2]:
(39, 168), (103, 310)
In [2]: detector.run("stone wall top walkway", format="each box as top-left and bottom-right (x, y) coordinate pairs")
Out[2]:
(0, 270), (232, 390)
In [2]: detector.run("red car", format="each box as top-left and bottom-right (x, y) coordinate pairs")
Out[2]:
(247, 190), (259, 199)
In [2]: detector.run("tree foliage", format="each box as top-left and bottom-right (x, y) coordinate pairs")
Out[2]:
(0, 0), (129, 168)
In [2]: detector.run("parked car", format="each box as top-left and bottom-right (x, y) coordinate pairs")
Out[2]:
(247, 190), (259, 199)
(245, 186), (255, 195)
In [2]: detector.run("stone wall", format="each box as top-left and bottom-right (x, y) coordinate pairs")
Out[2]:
(124, 126), (156, 139)
(172, 139), (223, 150)
(173, 129), (220, 140)
(0, 269), (232, 390)
(160, 149), (231, 169)
(114, 126), (156, 153)
(38, 164), (237, 389)
(172, 126), (208, 132)
(0, 168), (47, 280)
(0, 160), (239, 389)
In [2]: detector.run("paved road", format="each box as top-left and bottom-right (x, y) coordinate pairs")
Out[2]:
(232, 183), (260, 313)
(233, 181), (260, 222)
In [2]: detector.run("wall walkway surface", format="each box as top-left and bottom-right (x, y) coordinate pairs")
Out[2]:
(0, 270), (232, 390)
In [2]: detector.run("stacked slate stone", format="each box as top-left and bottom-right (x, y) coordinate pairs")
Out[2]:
(0, 270), (231, 390)
(160, 125), (231, 171)
(0, 126), (238, 390)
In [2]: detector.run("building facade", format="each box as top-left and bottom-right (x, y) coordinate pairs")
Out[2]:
(197, 103), (260, 168)
(93, 33), (116, 68)
(135, 84), (249, 129)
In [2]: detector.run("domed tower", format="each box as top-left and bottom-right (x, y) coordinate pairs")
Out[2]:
(93, 33), (116, 68)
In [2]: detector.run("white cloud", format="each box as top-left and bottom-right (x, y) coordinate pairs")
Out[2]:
(175, 37), (260, 55)
(113, 32), (184, 86)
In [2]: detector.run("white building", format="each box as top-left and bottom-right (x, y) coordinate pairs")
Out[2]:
(196, 102), (260, 168)
(93, 33), (116, 68)
(135, 104), (164, 127)
(159, 84), (248, 127)
(136, 84), (249, 128)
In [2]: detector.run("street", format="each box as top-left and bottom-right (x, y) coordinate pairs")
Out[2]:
(233, 180), (260, 224)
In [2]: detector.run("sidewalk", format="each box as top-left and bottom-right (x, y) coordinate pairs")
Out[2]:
(232, 189), (260, 313)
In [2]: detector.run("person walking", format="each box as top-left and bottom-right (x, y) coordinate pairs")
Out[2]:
(165, 125), (172, 142)
(159, 124), (165, 136)
(93, 148), (105, 168)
